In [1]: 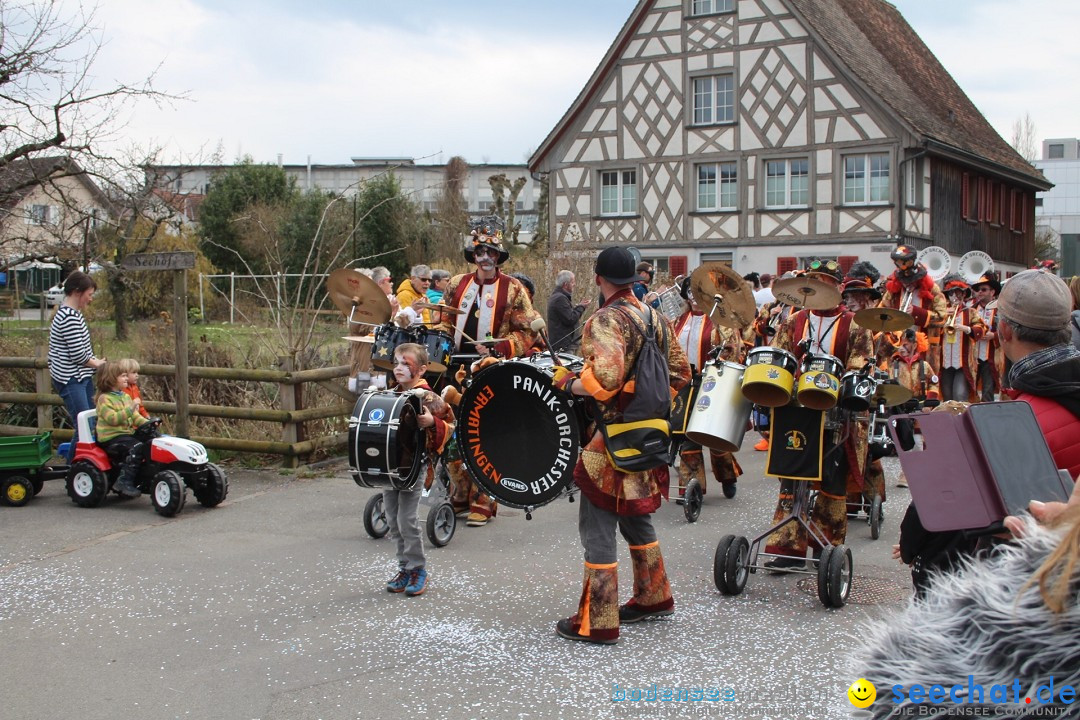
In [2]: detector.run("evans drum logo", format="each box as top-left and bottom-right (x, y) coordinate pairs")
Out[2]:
(500, 477), (529, 493)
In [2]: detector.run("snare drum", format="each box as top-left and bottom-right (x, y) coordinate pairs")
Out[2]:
(457, 361), (581, 509)
(838, 370), (876, 412)
(741, 347), (798, 407)
(684, 361), (753, 452)
(348, 391), (423, 490)
(414, 327), (454, 372)
(372, 324), (417, 370)
(797, 354), (843, 410)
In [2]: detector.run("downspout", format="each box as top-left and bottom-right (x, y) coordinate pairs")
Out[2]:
(895, 144), (929, 242)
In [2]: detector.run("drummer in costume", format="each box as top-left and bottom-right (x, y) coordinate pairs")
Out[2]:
(672, 276), (742, 500)
(436, 215), (541, 527)
(971, 273), (1004, 401)
(838, 263), (889, 515)
(552, 246), (691, 645)
(878, 245), (947, 374)
(938, 275), (985, 403)
(763, 260), (874, 570)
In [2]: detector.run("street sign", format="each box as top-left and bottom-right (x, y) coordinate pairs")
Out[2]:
(121, 251), (196, 271)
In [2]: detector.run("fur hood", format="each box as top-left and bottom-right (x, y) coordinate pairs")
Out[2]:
(851, 518), (1080, 719)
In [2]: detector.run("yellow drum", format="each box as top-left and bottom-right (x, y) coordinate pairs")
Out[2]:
(741, 347), (798, 407)
(796, 354), (843, 410)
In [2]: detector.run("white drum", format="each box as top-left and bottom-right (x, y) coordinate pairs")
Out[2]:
(684, 361), (753, 453)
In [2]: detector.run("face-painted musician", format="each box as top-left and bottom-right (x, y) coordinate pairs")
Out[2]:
(672, 275), (743, 501)
(879, 245), (948, 374)
(436, 215), (541, 528)
(551, 246), (691, 645)
(938, 275), (986, 403)
(763, 259), (874, 571)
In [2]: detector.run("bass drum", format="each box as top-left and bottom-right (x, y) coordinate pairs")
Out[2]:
(456, 361), (580, 509)
(348, 391), (423, 490)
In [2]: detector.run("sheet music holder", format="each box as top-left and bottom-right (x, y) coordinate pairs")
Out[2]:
(887, 401), (1072, 532)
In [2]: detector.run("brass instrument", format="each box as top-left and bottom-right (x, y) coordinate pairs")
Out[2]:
(657, 275), (687, 322)
(899, 289), (914, 315)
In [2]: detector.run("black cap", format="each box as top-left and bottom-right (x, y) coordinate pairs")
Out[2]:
(594, 246), (639, 285)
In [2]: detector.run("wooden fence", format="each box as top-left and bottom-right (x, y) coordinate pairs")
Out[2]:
(0, 350), (354, 467)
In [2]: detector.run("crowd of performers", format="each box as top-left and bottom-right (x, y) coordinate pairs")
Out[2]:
(353, 217), (1064, 644)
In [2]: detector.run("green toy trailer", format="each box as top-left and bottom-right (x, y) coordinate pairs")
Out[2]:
(0, 433), (68, 507)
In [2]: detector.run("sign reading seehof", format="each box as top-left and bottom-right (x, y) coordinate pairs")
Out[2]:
(121, 251), (196, 271)
(457, 360), (580, 509)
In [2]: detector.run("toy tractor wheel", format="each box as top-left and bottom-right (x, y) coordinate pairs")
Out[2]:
(2, 475), (34, 507)
(363, 493), (389, 538)
(425, 502), (456, 547)
(66, 461), (108, 508)
(151, 470), (187, 517)
(194, 463), (229, 508)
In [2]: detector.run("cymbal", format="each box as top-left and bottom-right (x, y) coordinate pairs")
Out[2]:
(772, 277), (842, 310)
(326, 269), (391, 326)
(417, 302), (463, 315)
(341, 335), (374, 343)
(688, 262), (756, 330)
(854, 307), (915, 333)
(871, 381), (913, 408)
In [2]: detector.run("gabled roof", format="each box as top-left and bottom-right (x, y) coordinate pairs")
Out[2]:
(530, 0), (1049, 190)
(0, 155), (115, 214)
(788, 0), (1048, 189)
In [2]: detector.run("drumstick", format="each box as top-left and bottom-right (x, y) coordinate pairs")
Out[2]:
(530, 317), (562, 367)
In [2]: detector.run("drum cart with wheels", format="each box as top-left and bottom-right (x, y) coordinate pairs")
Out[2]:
(0, 432), (68, 507)
(713, 479), (854, 608)
(361, 451), (458, 548)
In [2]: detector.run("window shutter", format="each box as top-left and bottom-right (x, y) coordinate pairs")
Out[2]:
(961, 173), (970, 219)
(669, 255), (688, 278)
(838, 255), (858, 275)
(777, 256), (798, 275)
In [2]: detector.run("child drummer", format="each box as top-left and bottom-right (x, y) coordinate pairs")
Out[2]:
(884, 329), (941, 487)
(382, 343), (455, 597)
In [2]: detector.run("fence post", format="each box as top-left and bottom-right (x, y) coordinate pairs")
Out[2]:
(229, 272), (235, 324)
(278, 355), (306, 468)
(34, 346), (52, 431)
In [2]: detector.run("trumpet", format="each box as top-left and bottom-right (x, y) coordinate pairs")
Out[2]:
(899, 289), (914, 314)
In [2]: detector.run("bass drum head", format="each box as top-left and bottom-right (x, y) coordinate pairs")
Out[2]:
(456, 361), (580, 509)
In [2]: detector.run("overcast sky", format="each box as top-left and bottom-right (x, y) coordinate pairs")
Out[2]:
(90, 0), (1079, 167)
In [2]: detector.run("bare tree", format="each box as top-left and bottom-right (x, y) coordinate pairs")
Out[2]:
(428, 156), (469, 260)
(487, 173), (526, 245)
(1010, 112), (1039, 164)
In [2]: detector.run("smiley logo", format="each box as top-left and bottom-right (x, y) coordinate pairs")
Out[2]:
(847, 678), (876, 708)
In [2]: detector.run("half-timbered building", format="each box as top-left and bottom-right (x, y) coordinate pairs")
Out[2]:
(529, 0), (1051, 279)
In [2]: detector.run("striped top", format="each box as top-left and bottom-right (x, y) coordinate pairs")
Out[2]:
(48, 305), (96, 385)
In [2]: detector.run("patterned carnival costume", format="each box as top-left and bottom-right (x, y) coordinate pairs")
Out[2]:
(878, 245), (947, 374)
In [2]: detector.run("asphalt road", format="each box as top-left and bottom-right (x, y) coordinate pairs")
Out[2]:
(0, 446), (913, 720)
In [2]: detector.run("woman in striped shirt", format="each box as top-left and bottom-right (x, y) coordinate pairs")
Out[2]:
(48, 271), (106, 461)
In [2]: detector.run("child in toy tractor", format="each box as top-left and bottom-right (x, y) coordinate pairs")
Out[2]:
(95, 361), (155, 498)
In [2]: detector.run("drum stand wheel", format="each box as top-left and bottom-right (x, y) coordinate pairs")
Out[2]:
(363, 493), (390, 539)
(683, 479), (704, 523)
(869, 495), (883, 540)
(713, 534), (750, 595)
(425, 502), (457, 547)
(816, 544), (853, 608)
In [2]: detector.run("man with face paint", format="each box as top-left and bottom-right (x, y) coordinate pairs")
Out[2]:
(672, 275), (743, 500)
(436, 215), (541, 527)
(879, 245), (947, 374)
(382, 343), (455, 597)
(971, 273), (1003, 401)
(937, 275), (985, 402)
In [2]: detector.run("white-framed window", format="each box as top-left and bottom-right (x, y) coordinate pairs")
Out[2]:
(692, 74), (735, 125)
(764, 159), (809, 208)
(690, 0), (734, 15)
(600, 169), (637, 216)
(905, 157), (923, 208)
(26, 204), (55, 226)
(696, 162), (738, 211)
(843, 152), (890, 205)
(642, 256), (670, 274)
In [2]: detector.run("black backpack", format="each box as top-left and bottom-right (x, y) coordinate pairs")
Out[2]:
(597, 302), (673, 471)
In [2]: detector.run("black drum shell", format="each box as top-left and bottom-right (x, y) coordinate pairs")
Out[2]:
(372, 324), (417, 370)
(348, 391), (423, 490)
